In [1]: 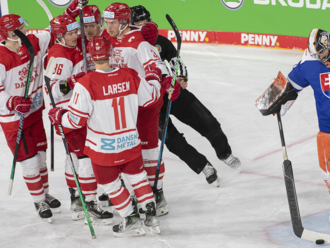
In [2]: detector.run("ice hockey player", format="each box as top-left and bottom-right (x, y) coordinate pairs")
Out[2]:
(47, 14), (112, 224)
(130, 5), (241, 187)
(281, 29), (330, 202)
(102, 3), (181, 216)
(0, 14), (60, 223)
(63, 0), (159, 72)
(48, 36), (166, 236)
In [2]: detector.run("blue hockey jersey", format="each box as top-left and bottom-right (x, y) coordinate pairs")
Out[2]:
(288, 49), (330, 133)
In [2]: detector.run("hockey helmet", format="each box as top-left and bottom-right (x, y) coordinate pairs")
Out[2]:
(83, 5), (102, 25)
(50, 14), (79, 40)
(308, 29), (330, 63)
(0, 14), (25, 40)
(130, 5), (151, 25)
(103, 2), (131, 25)
(88, 36), (111, 61)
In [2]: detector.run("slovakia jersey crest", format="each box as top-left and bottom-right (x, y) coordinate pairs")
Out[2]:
(320, 72), (330, 98)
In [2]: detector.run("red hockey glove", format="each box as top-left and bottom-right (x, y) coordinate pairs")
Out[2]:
(161, 76), (181, 101)
(64, 0), (89, 19)
(6, 96), (33, 114)
(48, 107), (68, 125)
(67, 72), (86, 90)
(141, 22), (158, 45)
(145, 65), (162, 83)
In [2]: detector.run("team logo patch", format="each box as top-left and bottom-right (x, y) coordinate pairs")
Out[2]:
(320, 72), (330, 99)
(220, 0), (244, 11)
(156, 44), (162, 53)
(48, 0), (73, 8)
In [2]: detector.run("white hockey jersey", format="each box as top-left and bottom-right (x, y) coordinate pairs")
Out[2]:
(61, 68), (160, 166)
(46, 44), (84, 108)
(0, 31), (51, 133)
(104, 29), (167, 109)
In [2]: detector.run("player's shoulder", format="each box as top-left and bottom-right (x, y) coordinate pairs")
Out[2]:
(122, 29), (146, 48)
(0, 44), (16, 66)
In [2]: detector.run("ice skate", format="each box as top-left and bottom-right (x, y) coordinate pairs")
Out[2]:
(85, 200), (113, 226)
(34, 200), (52, 224)
(112, 210), (145, 237)
(202, 162), (220, 187)
(222, 154), (241, 171)
(144, 202), (160, 234)
(45, 193), (61, 213)
(153, 188), (169, 217)
(69, 188), (84, 221)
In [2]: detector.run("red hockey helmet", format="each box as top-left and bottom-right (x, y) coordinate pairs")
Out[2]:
(0, 14), (24, 40)
(50, 14), (79, 40)
(103, 2), (131, 25)
(88, 36), (111, 61)
(83, 5), (102, 24)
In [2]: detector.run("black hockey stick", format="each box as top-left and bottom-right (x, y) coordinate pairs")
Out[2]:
(44, 57), (96, 239)
(78, 0), (88, 73)
(277, 113), (330, 244)
(51, 123), (54, 171)
(8, 30), (35, 195)
(154, 14), (182, 190)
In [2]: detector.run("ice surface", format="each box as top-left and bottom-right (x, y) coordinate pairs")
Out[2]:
(1, 43), (329, 248)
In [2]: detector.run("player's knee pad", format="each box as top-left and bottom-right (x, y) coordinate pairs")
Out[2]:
(77, 157), (93, 177)
(36, 151), (47, 171)
(99, 177), (122, 195)
(123, 171), (148, 186)
(20, 155), (39, 177)
(65, 152), (79, 174)
(317, 132), (330, 173)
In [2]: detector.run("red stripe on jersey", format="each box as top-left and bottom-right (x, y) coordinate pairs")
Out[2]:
(143, 59), (161, 68)
(143, 91), (156, 107)
(74, 93), (79, 104)
(0, 113), (15, 117)
(68, 118), (80, 129)
(55, 99), (70, 106)
(86, 139), (97, 146)
(28, 85), (43, 98)
(68, 105), (90, 118)
(87, 126), (136, 137)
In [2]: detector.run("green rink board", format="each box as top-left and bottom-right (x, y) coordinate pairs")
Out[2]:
(8, 0), (330, 38)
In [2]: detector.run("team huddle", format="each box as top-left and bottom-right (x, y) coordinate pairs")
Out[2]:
(0, 0), (241, 237)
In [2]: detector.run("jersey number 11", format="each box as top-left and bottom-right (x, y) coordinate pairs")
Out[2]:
(112, 97), (127, 130)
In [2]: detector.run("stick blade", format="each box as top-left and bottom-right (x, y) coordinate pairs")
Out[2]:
(166, 14), (181, 49)
(45, 57), (56, 80)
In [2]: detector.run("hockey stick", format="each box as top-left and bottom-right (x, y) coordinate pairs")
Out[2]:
(78, 0), (88, 73)
(44, 57), (96, 239)
(277, 113), (330, 244)
(51, 124), (54, 171)
(153, 14), (182, 190)
(8, 30), (35, 195)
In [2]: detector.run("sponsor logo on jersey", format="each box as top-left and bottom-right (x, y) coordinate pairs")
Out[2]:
(320, 72), (330, 99)
(117, 134), (138, 150)
(101, 138), (116, 150)
(254, 0), (330, 10)
(69, 112), (80, 124)
(241, 33), (278, 46)
(48, 0), (72, 7)
(30, 92), (42, 110)
(37, 141), (47, 147)
(220, 0), (244, 11)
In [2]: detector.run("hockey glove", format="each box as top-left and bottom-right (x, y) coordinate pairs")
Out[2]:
(161, 76), (181, 101)
(145, 64), (162, 83)
(67, 72), (86, 90)
(48, 107), (68, 125)
(6, 96), (33, 115)
(64, 0), (89, 19)
(141, 22), (158, 45)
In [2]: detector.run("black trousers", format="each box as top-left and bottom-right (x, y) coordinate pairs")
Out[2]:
(159, 89), (231, 174)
